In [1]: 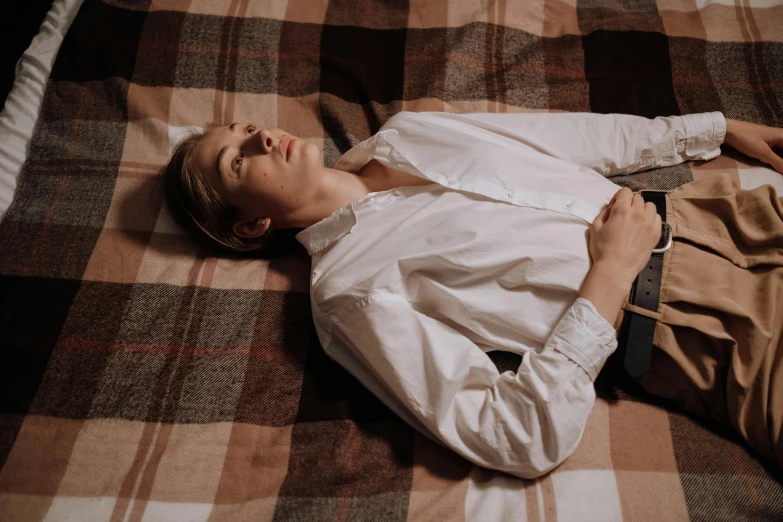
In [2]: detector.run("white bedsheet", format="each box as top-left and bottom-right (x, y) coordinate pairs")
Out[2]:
(0, 0), (84, 222)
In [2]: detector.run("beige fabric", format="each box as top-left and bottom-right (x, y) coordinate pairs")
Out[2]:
(635, 174), (783, 468)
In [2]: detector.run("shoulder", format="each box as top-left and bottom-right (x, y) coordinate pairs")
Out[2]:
(381, 111), (441, 131)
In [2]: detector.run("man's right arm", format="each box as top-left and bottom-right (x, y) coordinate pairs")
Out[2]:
(326, 291), (618, 480)
(580, 186), (661, 325)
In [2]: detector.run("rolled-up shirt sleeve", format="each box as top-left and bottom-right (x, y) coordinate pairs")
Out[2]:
(324, 293), (618, 479)
(453, 110), (727, 176)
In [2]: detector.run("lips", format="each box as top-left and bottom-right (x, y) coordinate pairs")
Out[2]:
(285, 138), (295, 161)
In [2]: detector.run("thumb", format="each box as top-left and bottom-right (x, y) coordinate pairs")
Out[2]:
(593, 203), (612, 230)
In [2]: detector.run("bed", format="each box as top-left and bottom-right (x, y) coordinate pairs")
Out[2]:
(1, 0), (782, 520)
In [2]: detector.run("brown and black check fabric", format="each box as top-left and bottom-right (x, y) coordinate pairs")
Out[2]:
(1, 0), (782, 520)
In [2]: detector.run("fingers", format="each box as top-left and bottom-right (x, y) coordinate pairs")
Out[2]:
(644, 201), (657, 221)
(646, 202), (662, 240)
(771, 129), (783, 149)
(593, 203), (611, 229)
(731, 122), (783, 174)
(596, 187), (633, 229)
(760, 144), (783, 174)
(599, 189), (662, 238)
(598, 188), (648, 225)
(612, 187), (633, 208)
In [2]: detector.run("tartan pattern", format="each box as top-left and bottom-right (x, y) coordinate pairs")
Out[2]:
(1, 0), (782, 520)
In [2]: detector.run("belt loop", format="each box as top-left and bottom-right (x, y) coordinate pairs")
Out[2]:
(621, 302), (663, 321)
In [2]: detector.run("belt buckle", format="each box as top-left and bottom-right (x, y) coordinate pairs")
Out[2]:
(652, 222), (672, 254)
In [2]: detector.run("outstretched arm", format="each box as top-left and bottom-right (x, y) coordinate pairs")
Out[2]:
(452, 111), (783, 176)
(444, 111), (727, 176)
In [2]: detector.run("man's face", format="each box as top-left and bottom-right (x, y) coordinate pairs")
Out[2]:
(194, 123), (322, 222)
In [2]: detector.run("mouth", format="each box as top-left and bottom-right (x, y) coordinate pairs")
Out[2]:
(285, 138), (295, 162)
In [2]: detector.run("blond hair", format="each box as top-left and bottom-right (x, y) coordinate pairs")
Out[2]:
(161, 127), (302, 258)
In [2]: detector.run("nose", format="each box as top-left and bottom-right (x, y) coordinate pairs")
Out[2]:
(257, 128), (275, 153)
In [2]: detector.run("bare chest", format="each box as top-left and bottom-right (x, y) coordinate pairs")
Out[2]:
(388, 170), (436, 189)
(364, 160), (436, 191)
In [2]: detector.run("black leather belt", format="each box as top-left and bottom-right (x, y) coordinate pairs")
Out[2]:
(619, 191), (673, 378)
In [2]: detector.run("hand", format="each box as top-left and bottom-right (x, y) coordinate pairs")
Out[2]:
(588, 187), (662, 287)
(724, 118), (783, 174)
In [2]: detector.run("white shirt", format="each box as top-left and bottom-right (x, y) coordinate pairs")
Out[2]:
(295, 110), (726, 478)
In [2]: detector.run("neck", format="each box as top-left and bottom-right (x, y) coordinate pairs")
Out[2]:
(356, 159), (395, 189)
(281, 160), (392, 230)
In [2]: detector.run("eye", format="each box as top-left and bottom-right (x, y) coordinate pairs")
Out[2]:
(246, 125), (256, 134)
(233, 154), (243, 172)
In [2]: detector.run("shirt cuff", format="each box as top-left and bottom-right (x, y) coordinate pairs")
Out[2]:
(680, 111), (726, 161)
(545, 297), (619, 381)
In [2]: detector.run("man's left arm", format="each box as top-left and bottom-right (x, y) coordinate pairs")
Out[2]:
(453, 111), (783, 177)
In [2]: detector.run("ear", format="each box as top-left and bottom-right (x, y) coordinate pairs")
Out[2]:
(232, 217), (269, 239)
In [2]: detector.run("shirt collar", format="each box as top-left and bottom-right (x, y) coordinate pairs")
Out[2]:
(295, 133), (386, 257)
(294, 202), (358, 257)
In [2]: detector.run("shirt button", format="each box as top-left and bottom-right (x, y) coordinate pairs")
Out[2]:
(393, 189), (401, 196)
(508, 191), (516, 198)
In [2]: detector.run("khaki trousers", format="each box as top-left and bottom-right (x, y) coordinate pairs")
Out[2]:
(623, 175), (783, 468)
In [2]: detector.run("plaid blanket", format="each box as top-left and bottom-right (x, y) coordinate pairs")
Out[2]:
(1, 0), (782, 520)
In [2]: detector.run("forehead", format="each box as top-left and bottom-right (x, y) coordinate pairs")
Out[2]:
(197, 125), (234, 160)
(193, 125), (235, 183)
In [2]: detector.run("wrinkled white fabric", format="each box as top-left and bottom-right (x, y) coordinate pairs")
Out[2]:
(296, 110), (726, 478)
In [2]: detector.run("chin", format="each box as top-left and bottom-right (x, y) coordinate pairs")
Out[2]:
(302, 141), (322, 162)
